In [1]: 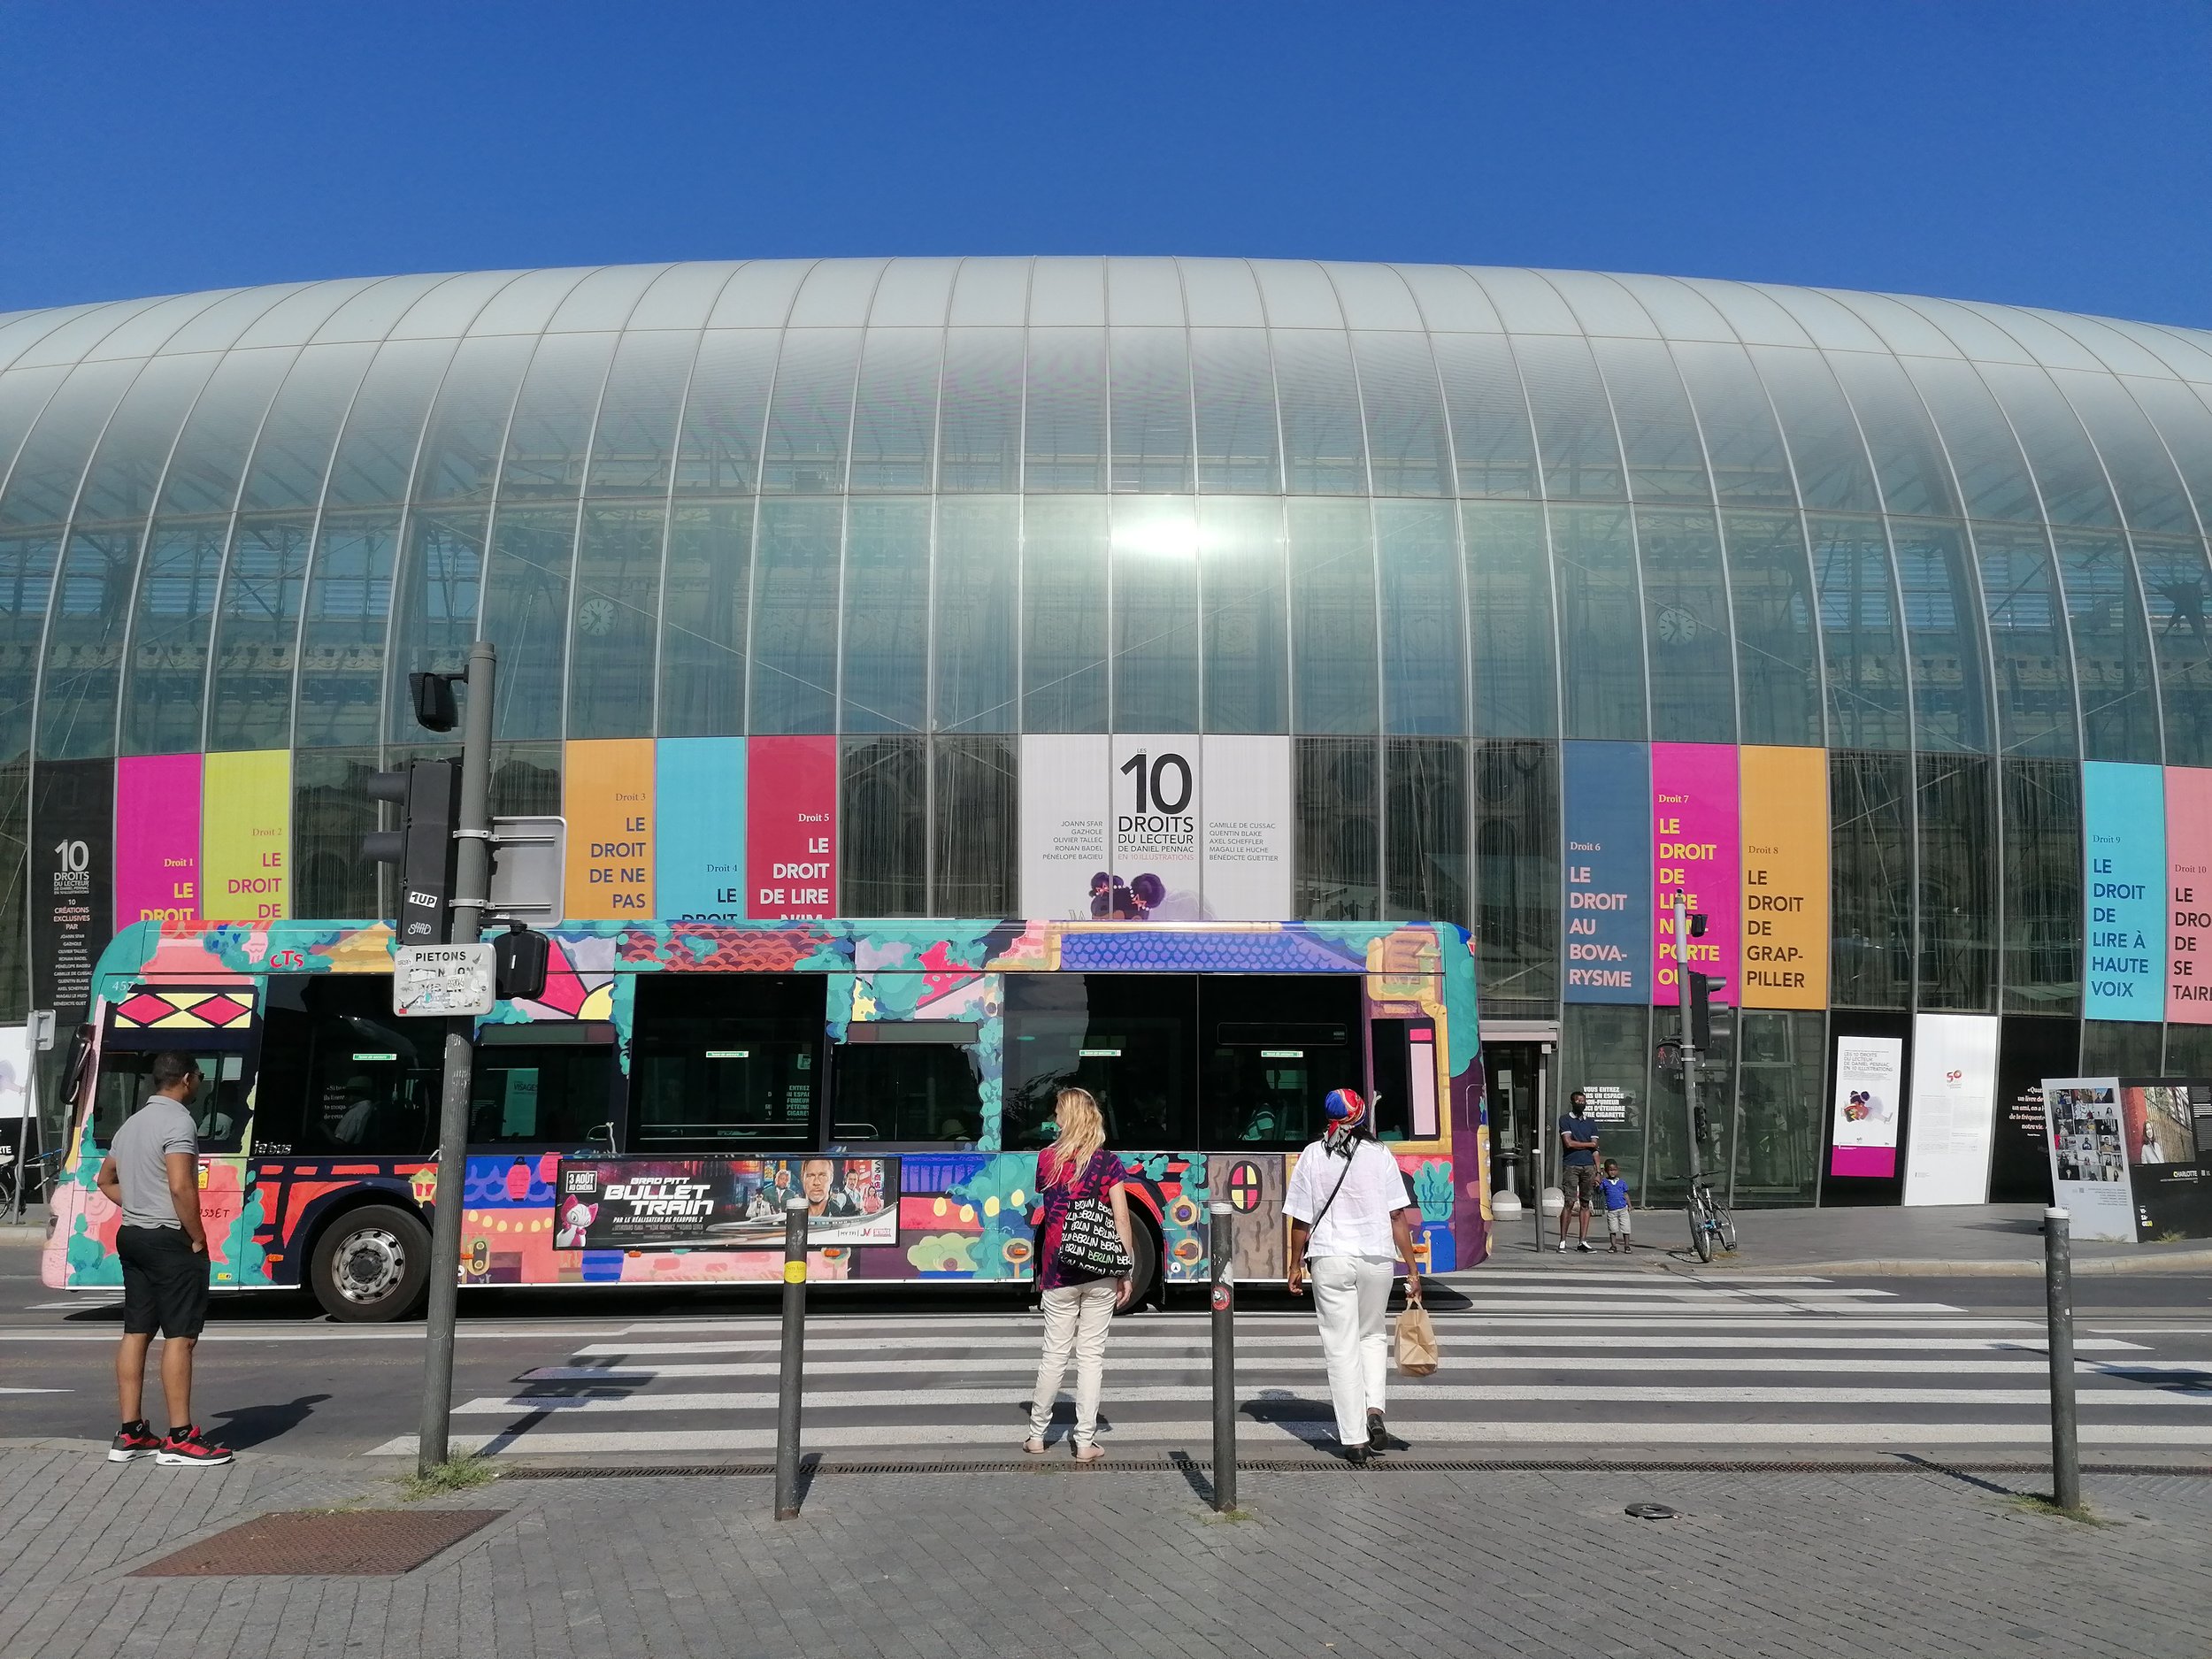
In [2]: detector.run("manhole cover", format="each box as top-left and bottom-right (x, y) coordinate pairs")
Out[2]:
(1624, 1502), (1680, 1521)
(133, 1509), (502, 1577)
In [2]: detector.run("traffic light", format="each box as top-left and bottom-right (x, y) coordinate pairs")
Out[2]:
(408, 671), (459, 733)
(1686, 969), (1717, 1050)
(362, 759), (462, 947)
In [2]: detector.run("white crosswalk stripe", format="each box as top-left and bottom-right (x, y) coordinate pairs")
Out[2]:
(365, 1268), (2212, 1460)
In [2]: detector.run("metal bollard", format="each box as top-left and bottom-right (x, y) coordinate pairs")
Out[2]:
(2044, 1206), (2081, 1511)
(1209, 1201), (1236, 1513)
(774, 1194), (808, 1520)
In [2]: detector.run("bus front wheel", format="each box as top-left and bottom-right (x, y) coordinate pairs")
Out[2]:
(310, 1203), (432, 1323)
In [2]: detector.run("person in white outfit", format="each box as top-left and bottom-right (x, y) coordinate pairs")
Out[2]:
(1022, 1087), (1137, 1462)
(1285, 1087), (1425, 1464)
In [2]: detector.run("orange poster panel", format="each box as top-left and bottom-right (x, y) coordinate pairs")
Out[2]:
(564, 739), (655, 920)
(1739, 746), (1828, 1010)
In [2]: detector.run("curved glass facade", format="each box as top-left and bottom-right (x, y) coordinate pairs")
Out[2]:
(9, 257), (2212, 1204)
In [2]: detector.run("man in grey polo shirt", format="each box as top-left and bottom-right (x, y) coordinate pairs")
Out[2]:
(96, 1052), (231, 1466)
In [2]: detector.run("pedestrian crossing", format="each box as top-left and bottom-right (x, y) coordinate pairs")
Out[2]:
(366, 1270), (2212, 1460)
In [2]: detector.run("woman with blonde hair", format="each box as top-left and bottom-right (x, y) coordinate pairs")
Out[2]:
(1022, 1087), (1138, 1461)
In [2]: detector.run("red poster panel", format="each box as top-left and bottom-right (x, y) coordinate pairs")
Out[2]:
(1651, 742), (1740, 1007)
(115, 755), (202, 927)
(747, 736), (837, 919)
(2168, 767), (2212, 1022)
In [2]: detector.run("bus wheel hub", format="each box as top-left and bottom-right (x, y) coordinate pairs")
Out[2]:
(337, 1229), (404, 1301)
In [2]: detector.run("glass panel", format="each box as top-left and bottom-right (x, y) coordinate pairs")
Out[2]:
(933, 735), (1016, 916)
(412, 334), (534, 504)
(1904, 356), (2042, 523)
(841, 499), (928, 733)
(933, 496), (1017, 733)
(1831, 749), (1912, 1008)
(0, 760), (23, 1013)
(849, 327), (941, 493)
(1514, 334), (1623, 500)
(1295, 735), (1379, 919)
(1722, 510), (1821, 747)
(1551, 503), (1645, 741)
(1980, 362), (2119, 528)
(1378, 500), (1463, 734)
(1272, 331), (1367, 495)
(629, 974), (823, 1149)
(1917, 752), (1995, 1010)
(1108, 326), (1193, 493)
(1733, 1010), (1824, 1207)
(1024, 326), (1107, 491)
(1671, 340), (1793, 507)
(296, 513), (395, 748)
(469, 1044), (614, 1145)
(1002, 972), (1194, 1150)
(832, 1042), (984, 1143)
(673, 331), (776, 494)
(238, 344), (374, 512)
(586, 330), (694, 496)
(1191, 328), (1280, 493)
(1111, 496), (1200, 732)
(1021, 495), (1108, 732)
(761, 328), (860, 494)
(41, 526), (141, 758)
(567, 502), (664, 740)
(659, 503), (751, 737)
(1976, 524), (2078, 757)
(1470, 739), (1559, 1012)
(0, 534), (60, 761)
(88, 1049), (251, 1156)
(1824, 349), (1959, 518)
(499, 334), (611, 502)
(1198, 496), (1286, 733)
(255, 976), (436, 1157)
(936, 328), (1023, 492)
(2054, 529), (2160, 763)
(1645, 1008), (1734, 1207)
(481, 503), (579, 741)
(1463, 502), (1555, 739)
(1353, 332), (1448, 497)
(1385, 736), (1467, 926)
(1287, 499), (1378, 733)
(71, 355), (217, 525)
(841, 735), (926, 913)
(2135, 534), (2212, 765)
(1560, 1003), (1648, 1198)
(1891, 521), (1989, 752)
(2002, 757), (2081, 1015)
(2079, 1019), (2162, 1079)
(1749, 347), (1879, 513)
(383, 509), (484, 741)
(1593, 335), (1711, 503)
(488, 741), (561, 818)
(749, 498), (841, 733)
(0, 358), (134, 529)
(292, 749), (380, 921)
(1430, 333), (1534, 499)
(111, 520), (218, 756)
(205, 515), (310, 750)
(323, 337), (452, 509)
(1809, 514), (1909, 749)
(2054, 370), (2195, 537)
(155, 348), (294, 517)
(1195, 976), (1362, 1148)
(1638, 506), (1734, 743)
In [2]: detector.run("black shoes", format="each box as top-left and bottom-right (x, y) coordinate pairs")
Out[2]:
(108, 1420), (161, 1463)
(1342, 1445), (1375, 1466)
(1367, 1411), (1390, 1453)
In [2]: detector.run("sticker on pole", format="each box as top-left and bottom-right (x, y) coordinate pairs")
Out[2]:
(394, 944), (496, 1017)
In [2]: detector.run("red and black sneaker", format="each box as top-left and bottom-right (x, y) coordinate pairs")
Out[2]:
(107, 1420), (161, 1463)
(155, 1425), (234, 1467)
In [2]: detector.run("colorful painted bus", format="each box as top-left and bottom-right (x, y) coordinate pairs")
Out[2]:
(42, 916), (1489, 1319)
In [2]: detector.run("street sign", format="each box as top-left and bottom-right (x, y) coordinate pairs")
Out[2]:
(394, 944), (496, 1017)
(488, 815), (567, 924)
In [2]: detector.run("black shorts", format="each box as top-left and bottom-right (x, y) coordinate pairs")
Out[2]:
(117, 1225), (210, 1339)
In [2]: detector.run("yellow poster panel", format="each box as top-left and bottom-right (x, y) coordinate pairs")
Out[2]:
(200, 750), (291, 922)
(1740, 745), (1827, 1009)
(565, 739), (655, 919)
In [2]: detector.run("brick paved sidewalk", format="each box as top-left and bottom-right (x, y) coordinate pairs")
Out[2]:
(3, 1440), (2208, 1659)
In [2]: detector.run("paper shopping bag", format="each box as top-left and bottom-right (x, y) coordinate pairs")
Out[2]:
(1394, 1304), (1440, 1377)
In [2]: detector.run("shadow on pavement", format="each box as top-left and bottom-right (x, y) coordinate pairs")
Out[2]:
(211, 1392), (332, 1449)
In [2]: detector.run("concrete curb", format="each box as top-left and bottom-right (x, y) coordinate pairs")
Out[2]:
(0, 1221), (48, 1247)
(1686, 1248), (2212, 1278)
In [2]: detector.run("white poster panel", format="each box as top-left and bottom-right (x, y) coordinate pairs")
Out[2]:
(1901, 1012), (2001, 1206)
(1019, 734), (1110, 920)
(2040, 1076), (2136, 1242)
(1829, 1035), (1904, 1179)
(1200, 733), (1292, 920)
(0, 1024), (27, 1118)
(1109, 733), (1206, 918)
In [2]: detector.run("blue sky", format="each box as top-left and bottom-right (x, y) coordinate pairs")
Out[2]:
(3, 2), (2206, 326)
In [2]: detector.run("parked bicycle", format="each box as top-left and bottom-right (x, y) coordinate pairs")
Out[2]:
(1685, 1170), (1738, 1263)
(0, 1146), (64, 1222)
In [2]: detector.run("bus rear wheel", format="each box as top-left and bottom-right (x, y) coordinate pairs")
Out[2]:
(1116, 1213), (1162, 1314)
(310, 1204), (432, 1323)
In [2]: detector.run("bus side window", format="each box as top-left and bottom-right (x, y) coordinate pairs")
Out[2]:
(91, 1049), (252, 1154)
(259, 973), (439, 1157)
(1368, 1019), (1414, 1143)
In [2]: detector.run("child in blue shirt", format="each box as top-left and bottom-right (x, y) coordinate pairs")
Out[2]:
(1599, 1159), (1632, 1254)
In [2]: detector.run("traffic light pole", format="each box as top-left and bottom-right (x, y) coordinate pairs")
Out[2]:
(1674, 894), (1702, 1187)
(417, 639), (495, 1474)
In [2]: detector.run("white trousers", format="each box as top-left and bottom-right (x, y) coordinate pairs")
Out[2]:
(1309, 1254), (1393, 1447)
(1027, 1279), (1118, 1445)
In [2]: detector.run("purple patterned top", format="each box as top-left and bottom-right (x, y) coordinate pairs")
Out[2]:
(1032, 1148), (1127, 1291)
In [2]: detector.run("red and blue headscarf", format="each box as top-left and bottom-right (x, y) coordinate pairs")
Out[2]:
(1322, 1087), (1368, 1156)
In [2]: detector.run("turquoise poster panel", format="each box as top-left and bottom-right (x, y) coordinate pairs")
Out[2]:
(656, 737), (748, 921)
(2083, 760), (2164, 1021)
(1562, 741), (1651, 1005)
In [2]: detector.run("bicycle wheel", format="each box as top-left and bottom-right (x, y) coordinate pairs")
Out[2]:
(1686, 1194), (1715, 1263)
(1715, 1203), (1739, 1254)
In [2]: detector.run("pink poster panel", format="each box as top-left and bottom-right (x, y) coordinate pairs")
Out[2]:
(1652, 742), (1740, 1007)
(2166, 767), (2212, 1022)
(746, 736), (837, 920)
(114, 755), (203, 927)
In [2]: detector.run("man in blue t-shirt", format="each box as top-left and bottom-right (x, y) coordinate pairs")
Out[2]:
(1556, 1090), (1601, 1255)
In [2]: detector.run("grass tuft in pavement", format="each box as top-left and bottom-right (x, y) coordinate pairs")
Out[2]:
(396, 1453), (497, 1502)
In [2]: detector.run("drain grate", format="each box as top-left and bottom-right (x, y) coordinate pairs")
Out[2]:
(133, 1509), (503, 1577)
(497, 1457), (2212, 1480)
